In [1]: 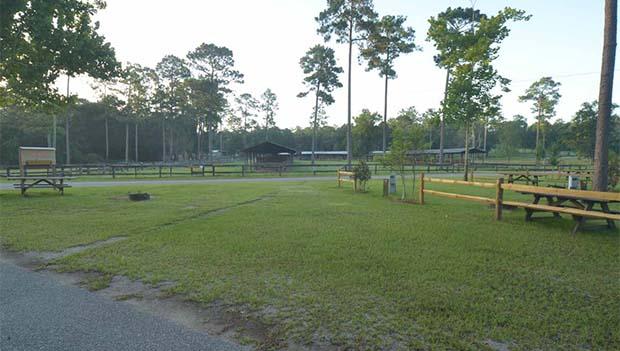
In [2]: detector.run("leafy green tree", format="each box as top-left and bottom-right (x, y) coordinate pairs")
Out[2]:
(432, 7), (529, 180)
(360, 15), (417, 154)
(593, 0), (617, 191)
(298, 45), (343, 165)
(260, 89), (279, 140)
(428, 7), (485, 164)
(352, 109), (381, 157)
(0, 0), (119, 107)
(185, 78), (222, 160)
(519, 77), (561, 163)
(495, 115), (527, 162)
(316, 0), (378, 165)
(155, 55), (190, 161)
(187, 43), (243, 159)
(569, 101), (619, 160)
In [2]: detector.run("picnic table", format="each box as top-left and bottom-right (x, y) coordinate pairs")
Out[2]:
(7, 176), (74, 195)
(502, 184), (620, 234)
(501, 171), (592, 189)
(501, 171), (540, 186)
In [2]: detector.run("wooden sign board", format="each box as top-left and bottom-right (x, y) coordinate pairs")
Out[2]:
(19, 147), (56, 175)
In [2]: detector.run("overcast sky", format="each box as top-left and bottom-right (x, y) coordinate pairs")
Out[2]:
(66, 0), (617, 129)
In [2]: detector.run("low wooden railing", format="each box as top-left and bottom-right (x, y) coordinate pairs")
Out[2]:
(337, 170), (357, 191)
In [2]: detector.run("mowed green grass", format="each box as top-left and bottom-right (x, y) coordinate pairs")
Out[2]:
(1, 180), (618, 350)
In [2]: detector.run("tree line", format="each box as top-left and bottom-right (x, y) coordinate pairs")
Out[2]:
(0, 0), (616, 190)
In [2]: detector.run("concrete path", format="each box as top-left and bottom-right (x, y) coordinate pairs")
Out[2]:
(0, 261), (244, 351)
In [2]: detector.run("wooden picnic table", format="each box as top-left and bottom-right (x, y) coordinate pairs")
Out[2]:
(501, 171), (592, 189)
(7, 176), (74, 195)
(510, 186), (619, 234)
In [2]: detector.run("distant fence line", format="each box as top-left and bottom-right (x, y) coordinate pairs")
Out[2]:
(0, 161), (593, 179)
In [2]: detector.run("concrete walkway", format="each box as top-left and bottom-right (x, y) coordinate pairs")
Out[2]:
(0, 261), (244, 351)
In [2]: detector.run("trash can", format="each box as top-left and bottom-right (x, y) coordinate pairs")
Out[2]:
(389, 174), (397, 194)
(568, 176), (580, 190)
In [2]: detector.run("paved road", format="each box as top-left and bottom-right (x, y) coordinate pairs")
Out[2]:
(0, 173), (481, 190)
(0, 262), (244, 351)
(0, 176), (334, 189)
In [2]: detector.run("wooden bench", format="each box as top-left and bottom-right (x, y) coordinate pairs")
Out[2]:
(419, 174), (619, 234)
(337, 170), (357, 191)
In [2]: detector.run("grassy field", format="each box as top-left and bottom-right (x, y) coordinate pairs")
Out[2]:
(1, 179), (618, 350)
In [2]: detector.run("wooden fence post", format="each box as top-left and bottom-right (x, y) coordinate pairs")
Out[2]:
(241, 164), (245, 177)
(419, 172), (425, 205)
(337, 171), (341, 188)
(495, 178), (504, 220)
(159, 166), (162, 178)
(112, 166), (115, 179)
(212, 165), (216, 177)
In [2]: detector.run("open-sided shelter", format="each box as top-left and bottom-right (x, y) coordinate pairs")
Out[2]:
(242, 141), (296, 170)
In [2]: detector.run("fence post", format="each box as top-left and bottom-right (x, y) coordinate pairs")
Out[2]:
(419, 172), (425, 205)
(159, 166), (162, 178)
(242, 165), (245, 177)
(495, 178), (504, 220)
(383, 179), (389, 197)
(337, 171), (341, 188)
(112, 166), (116, 179)
(212, 165), (216, 177)
(169, 166), (172, 176)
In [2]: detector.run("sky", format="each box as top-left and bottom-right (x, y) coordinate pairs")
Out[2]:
(65, 0), (617, 129)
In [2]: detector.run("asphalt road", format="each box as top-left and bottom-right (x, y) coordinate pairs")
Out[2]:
(0, 262), (244, 351)
(0, 176), (334, 189)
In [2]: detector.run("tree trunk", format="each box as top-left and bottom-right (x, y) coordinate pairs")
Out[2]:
(197, 120), (201, 161)
(383, 74), (389, 155)
(162, 120), (166, 162)
(65, 76), (71, 164)
(208, 117), (214, 161)
(439, 69), (449, 164)
(220, 132), (223, 154)
(125, 123), (129, 163)
(169, 129), (174, 161)
(594, 0), (617, 191)
(53, 115), (57, 148)
(135, 123), (139, 162)
(400, 168), (407, 200)
(464, 124), (470, 181)
(105, 117), (109, 162)
(536, 97), (542, 164)
(312, 83), (321, 166)
(346, 21), (353, 166)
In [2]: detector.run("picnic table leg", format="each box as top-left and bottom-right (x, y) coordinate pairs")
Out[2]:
(545, 196), (562, 218)
(571, 202), (594, 235)
(600, 203), (617, 229)
(525, 195), (541, 221)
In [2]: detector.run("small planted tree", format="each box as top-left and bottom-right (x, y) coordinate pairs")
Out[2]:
(352, 160), (371, 192)
(381, 111), (425, 200)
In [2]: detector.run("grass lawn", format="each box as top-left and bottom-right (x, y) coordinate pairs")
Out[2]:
(1, 179), (618, 350)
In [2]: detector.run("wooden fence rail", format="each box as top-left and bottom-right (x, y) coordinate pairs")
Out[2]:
(418, 173), (619, 233)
